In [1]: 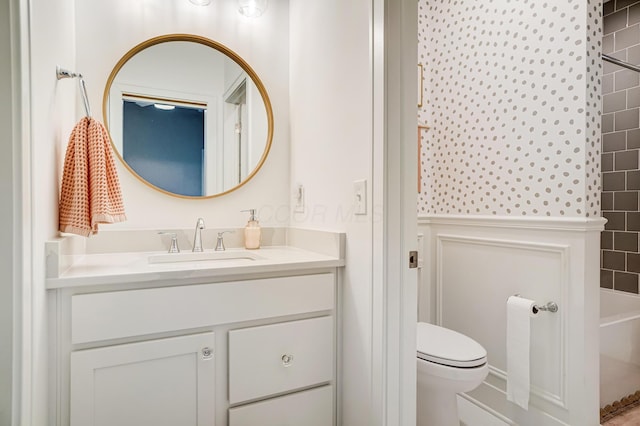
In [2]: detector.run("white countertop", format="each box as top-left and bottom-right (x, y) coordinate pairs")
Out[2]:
(46, 246), (344, 289)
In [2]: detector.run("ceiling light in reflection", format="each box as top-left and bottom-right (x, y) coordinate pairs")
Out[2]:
(154, 103), (176, 111)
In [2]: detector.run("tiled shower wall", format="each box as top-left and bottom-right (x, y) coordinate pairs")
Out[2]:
(602, 0), (640, 294)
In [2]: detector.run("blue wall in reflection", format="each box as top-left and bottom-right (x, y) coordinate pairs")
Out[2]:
(123, 101), (205, 196)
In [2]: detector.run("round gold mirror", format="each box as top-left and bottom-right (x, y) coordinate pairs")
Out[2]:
(103, 34), (273, 198)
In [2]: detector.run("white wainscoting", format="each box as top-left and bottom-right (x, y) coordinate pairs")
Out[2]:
(418, 215), (605, 426)
(438, 234), (569, 409)
(458, 395), (510, 426)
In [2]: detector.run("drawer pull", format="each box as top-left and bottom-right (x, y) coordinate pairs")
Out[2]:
(281, 354), (294, 367)
(202, 347), (213, 360)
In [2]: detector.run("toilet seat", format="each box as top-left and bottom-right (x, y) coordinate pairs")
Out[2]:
(416, 322), (487, 368)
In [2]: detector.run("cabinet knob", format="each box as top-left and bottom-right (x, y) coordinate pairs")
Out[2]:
(202, 347), (213, 360)
(281, 354), (294, 367)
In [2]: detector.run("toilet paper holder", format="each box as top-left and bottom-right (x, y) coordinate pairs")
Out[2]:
(532, 301), (558, 314)
(513, 294), (558, 315)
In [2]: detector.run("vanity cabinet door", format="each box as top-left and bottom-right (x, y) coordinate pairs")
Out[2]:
(229, 316), (333, 404)
(70, 332), (215, 426)
(228, 385), (333, 426)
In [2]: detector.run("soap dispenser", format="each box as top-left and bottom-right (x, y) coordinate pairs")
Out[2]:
(241, 209), (261, 249)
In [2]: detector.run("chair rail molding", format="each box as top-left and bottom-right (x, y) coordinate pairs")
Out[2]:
(419, 214), (607, 232)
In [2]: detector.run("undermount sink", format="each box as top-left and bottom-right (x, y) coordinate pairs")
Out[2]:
(148, 250), (264, 264)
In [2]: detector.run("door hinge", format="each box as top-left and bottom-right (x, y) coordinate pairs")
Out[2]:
(409, 251), (418, 269)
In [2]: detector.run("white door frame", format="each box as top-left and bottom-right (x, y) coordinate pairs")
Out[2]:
(372, 0), (418, 425)
(0, 1), (16, 424)
(7, 0), (31, 424)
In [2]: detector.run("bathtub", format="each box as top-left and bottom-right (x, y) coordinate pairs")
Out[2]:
(600, 289), (640, 407)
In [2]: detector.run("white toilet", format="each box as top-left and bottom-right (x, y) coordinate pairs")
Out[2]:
(416, 322), (488, 426)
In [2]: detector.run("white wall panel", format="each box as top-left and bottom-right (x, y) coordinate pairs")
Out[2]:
(418, 215), (604, 426)
(438, 235), (568, 409)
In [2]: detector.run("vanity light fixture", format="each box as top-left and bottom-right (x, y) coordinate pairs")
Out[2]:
(153, 103), (176, 111)
(237, 0), (267, 17)
(189, 0), (211, 5)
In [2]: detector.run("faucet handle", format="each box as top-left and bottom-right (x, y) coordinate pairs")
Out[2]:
(215, 230), (235, 251)
(158, 232), (180, 253)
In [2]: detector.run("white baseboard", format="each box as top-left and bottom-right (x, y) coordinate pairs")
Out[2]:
(458, 395), (510, 426)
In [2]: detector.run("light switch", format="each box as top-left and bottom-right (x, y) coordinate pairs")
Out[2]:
(354, 179), (367, 215)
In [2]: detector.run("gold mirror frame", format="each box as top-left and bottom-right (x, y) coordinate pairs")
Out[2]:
(103, 34), (274, 199)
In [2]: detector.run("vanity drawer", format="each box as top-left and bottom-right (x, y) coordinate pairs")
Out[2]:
(228, 385), (333, 426)
(71, 273), (334, 344)
(228, 316), (333, 404)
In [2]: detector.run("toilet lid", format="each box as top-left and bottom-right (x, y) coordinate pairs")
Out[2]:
(416, 322), (487, 368)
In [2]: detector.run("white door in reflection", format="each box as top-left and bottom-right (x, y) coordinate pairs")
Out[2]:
(223, 79), (248, 189)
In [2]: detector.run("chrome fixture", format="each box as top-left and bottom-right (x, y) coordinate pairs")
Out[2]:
(56, 65), (92, 117)
(215, 230), (235, 251)
(532, 301), (558, 314)
(238, 0), (267, 17)
(157, 232), (180, 253)
(192, 218), (206, 252)
(603, 54), (640, 73)
(281, 354), (294, 367)
(512, 294), (558, 315)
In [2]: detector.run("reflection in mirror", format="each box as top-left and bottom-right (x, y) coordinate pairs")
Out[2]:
(104, 35), (273, 198)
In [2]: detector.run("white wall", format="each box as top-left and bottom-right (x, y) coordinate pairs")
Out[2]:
(29, 0), (77, 423)
(0, 0), (14, 423)
(74, 0), (290, 230)
(289, 1), (373, 424)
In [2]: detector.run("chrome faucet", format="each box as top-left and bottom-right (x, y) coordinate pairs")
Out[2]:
(192, 218), (205, 252)
(215, 230), (235, 251)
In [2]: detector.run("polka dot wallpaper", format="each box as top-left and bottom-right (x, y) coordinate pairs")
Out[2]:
(417, 0), (602, 217)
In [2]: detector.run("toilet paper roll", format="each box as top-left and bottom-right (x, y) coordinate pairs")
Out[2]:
(506, 295), (536, 410)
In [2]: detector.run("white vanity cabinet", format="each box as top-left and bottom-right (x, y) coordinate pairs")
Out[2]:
(70, 333), (216, 426)
(50, 271), (338, 426)
(228, 385), (334, 426)
(228, 316), (334, 426)
(228, 316), (333, 404)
